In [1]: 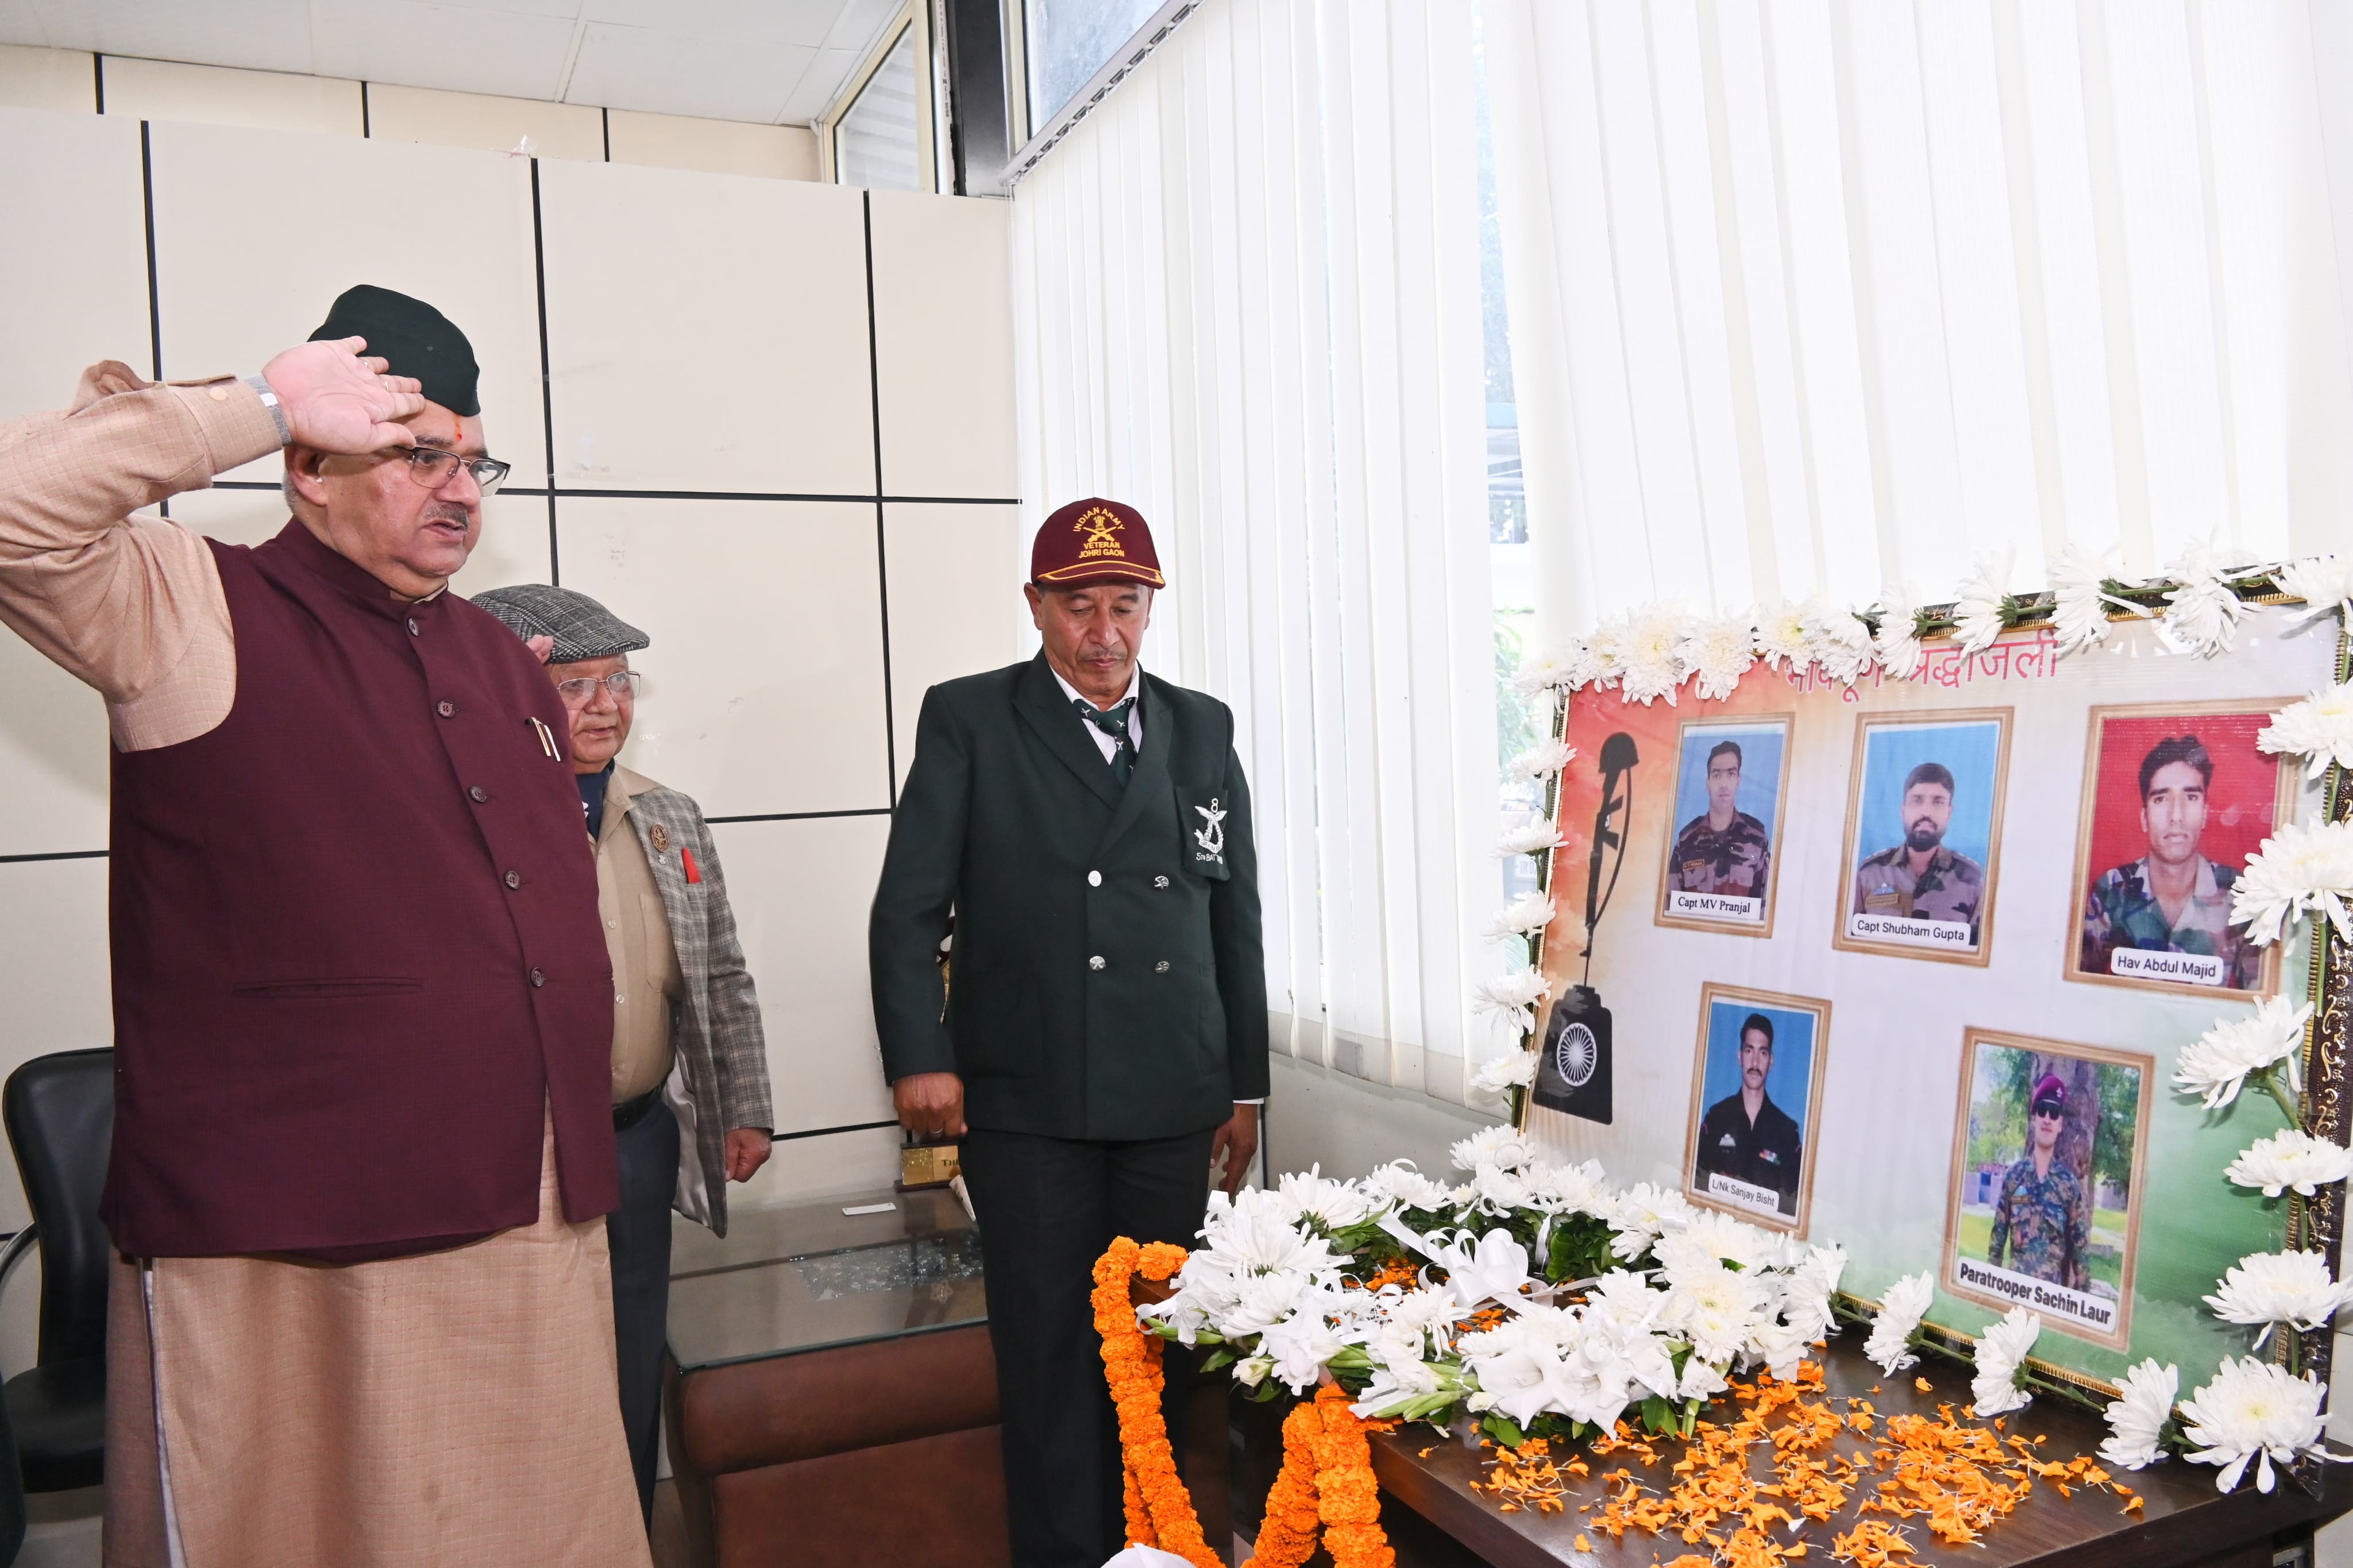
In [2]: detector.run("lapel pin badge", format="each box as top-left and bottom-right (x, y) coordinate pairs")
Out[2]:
(649, 823), (670, 853)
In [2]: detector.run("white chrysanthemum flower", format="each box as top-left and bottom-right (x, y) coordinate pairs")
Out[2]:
(1803, 603), (1875, 686)
(1471, 968), (1550, 1030)
(1463, 1160), (1533, 1215)
(2278, 555), (2353, 624)
(1970, 1306), (2041, 1418)
(1617, 603), (1690, 705)
(1779, 1243), (1848, 1342)
(2204, 1250), (2353, 1347)
(1864, 1272), (1934, 1375)
(1276, 1166), (1377, 1232)
(1506, 738), (1577, 785)
(1951, 548), (2015, 656)
(2173, 997), (2314, 1110)
(1468, 1049), (1540, 1100)
(2099, 1359), (2179, 1470)
(1609, 1183), (1698, 1260)
(1486, 893), (1556, 941)
(2259, 682), (2353, 782)
(1524, 1157), (1612, 1219)
(2234, 821), (2353, 947)
(1361, 1160), (1460, 1215)
(1495, 815), (1564, 858)
(1585, 616), (1631, 689)
(2157, 539), (2255, 658)
(1452, 1124), (1534, 1174)
(2049, 543), (2148, 656)
(2179, 1356), (2335, 1493)
(1677, 611), (1758, 701)
(1654, 1210), (1781, 1282)
(1260, 1306), (1349, 1393)
(1873, 585), (1926, 681)
(1661, 1261), (1773, 1367)
(1509, 648), (1577, 699)
(2225, 1130), (2353, 1198)
(1753, 601), (1812, 672)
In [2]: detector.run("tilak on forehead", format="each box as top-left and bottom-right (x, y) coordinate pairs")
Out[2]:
(310, 283), (481, 417)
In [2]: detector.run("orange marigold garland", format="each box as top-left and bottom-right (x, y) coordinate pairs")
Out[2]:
(1311, 1385), (1398, 1568)
(1094, 1237), (1220, 1568)
(1244, 1399), (1326, 1568)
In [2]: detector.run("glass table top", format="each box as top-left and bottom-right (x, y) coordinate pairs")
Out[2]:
(665, 1186), (988, 1372)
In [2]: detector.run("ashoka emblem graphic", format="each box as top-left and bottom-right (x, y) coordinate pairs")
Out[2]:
(1553, 1021), (1598, 1088)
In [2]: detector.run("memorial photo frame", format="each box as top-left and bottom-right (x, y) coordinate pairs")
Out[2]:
(1833, 708), (2012, 967)
(2066, 700), (2297, 1000)
(1653, 715), (1793, 940)
(1681, 983), (1831, 1236)
(1941, 1029), (2153, 1351)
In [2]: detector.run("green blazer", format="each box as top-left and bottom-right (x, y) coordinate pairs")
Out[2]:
(869, 652), (1270, 1141)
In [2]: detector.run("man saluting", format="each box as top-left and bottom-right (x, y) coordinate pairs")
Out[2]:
(870, 498), (1267, 1568)
(0, 288), (645, 1566)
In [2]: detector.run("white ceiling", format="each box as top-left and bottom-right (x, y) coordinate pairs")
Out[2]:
(0, 0), (907, 125)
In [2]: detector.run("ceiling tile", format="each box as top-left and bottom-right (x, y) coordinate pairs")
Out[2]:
(821, 0), (900, 53)
(577, 0), (840, 51)
(780, 45), (863, 123)
(0, 1), (49, 48)
(37, 0), (317, 74)
(371, 0), (583, 16)
(563, 22), (811, 123)
(307, 0), (578, 101)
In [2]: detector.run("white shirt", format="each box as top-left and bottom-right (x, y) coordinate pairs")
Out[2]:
(1048, 661), (1143, 761)
(1044, 659), (1260, 1110)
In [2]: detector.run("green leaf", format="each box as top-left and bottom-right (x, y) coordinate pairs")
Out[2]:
(1482, 1412), (1527, 1448)
(1249, 1379), (1282, 1403)
(1640, 1395), (1673, 1435)
(1198, 1346), (1239, 1372)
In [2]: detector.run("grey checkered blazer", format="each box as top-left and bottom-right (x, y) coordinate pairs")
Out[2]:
(614, 764), (775, 1237)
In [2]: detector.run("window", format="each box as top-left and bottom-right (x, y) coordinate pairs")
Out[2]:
(819, 3), (943, 194)
(1018, 0), (1168, 134)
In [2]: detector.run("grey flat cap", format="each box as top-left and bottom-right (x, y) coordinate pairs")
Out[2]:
(470, 584), (649, 662)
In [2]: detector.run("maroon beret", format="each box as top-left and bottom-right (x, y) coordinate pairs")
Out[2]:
(1031, 497), (1166, 589)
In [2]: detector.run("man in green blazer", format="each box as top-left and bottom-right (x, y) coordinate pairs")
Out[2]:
(870, 497), (1267, 1568)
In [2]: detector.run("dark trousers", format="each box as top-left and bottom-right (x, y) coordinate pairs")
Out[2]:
(608, 1098), (680, 1531)
(959, 1126), (1217, 1568)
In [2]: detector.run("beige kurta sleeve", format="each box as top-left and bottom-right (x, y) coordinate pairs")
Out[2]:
(0, 362), (283, 750)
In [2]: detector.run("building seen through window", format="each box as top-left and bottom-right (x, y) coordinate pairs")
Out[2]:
(1024, 0), (1168, 132)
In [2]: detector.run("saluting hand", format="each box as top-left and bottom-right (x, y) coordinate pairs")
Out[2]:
(260, 336), (426, 454)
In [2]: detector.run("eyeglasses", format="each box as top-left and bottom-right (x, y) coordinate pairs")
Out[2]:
(2031, 1105), (2064, 1121)
(555, 670), (641, 706)
(400, 445), (512, 495)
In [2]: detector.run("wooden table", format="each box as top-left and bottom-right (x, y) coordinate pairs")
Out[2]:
(1241, 1335), (2350, 1568)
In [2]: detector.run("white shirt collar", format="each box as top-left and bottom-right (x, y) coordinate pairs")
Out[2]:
(1047, 661), (1141, 712)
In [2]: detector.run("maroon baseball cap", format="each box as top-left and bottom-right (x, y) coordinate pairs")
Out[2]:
(1030, 497), (1166, 589)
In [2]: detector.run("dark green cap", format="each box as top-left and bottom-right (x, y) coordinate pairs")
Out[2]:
(308, 284), (480, 417)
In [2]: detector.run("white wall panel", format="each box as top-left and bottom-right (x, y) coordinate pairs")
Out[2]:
(869, 191), (1019, 498)
(165, 489), (554, 596)
(0, 857), (112, 1206)
(880, 502), (1026, 794)
(0, 41), (89, 111)
(553, 497), (890, 817)
(364, 82), (604, 161)
(703, 815), (893, 1138)
(0, 107), (147, 423)
(539, 160), (872, 495)
(0, 642), (107, 859)
(145, 121), (546, 486)
(101, 56), (363, 137)
(604, 109), (817, 181)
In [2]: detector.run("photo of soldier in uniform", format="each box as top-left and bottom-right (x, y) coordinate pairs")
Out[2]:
(1657, 718), (1790, 936)
(1683, 986), (1829, 1234)
(1944, 1031), (2150, 1349)
(2070, 706), (2292, 996)
(1835, 712), (2009, 965)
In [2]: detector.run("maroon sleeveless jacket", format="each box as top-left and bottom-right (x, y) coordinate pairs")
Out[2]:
(100, 520), (617, 1258)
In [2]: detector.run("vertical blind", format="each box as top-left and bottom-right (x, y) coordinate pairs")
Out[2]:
(1008, 0), (1508, 1104)
(1487, 0), (2353, 640)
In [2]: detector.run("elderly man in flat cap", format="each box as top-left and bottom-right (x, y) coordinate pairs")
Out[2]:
(869, 497), (1267, 1568)
(475, 583), (776, 1528)
(0, 287), (647, 1566)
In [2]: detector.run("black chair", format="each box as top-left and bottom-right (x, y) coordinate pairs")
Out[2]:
(0, 1049), (113, 1495)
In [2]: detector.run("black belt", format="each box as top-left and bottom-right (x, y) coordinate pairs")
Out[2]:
(613, 1089), (662, 1131)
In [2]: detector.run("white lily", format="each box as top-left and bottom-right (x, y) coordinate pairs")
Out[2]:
(1433, 1228), (1536, 1312)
